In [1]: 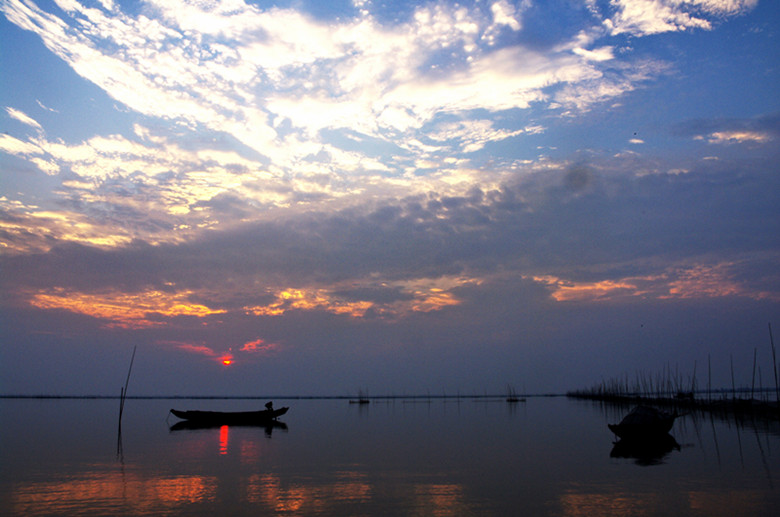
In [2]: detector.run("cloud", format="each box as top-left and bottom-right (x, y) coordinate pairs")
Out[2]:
(3, 145), (777, 333)
(0, 134), (43, 155)
(28, 287), (226, 329)
(534, 261), (779, 303)
(5, 107), (43, 130)
(1, 1), (777, 396)
(169, 342), (217, 357)
(704, 130), (772, 145)
(1, 0), (679, 177)
(240, 338), (279, 354)
(427, 119), (543, 153)
(1, 1), (699, 260)
(603, 0), (758, 36)
(677, 112), (780, 145)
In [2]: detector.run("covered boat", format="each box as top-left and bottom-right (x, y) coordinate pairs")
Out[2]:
(608, 406), (677, 440)
(169, 406), (288, 426)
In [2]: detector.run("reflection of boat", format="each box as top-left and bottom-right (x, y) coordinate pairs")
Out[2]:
(610, 433), (680, 466)
(169, 418), (288, 432)
(608, 406), (677, 439)
(169, 406), (288, 426)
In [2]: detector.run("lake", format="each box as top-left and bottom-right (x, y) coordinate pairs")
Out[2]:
(1, 396), (778, 516)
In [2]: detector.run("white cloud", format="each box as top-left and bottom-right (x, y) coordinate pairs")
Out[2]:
(5, 107), (43, 130)
(0, 134), (43, 155)
(0, 0), (671, 179)
(428, 119), (540, 153)
(572, 46), (615, 62)
(490, 0), (523, 31)
(603, 0), (758, 36)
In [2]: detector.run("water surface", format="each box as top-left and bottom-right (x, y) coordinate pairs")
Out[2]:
(1, 397), (777, 515)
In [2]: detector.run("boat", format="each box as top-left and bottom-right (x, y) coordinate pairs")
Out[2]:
(506, 385), (526, 403)
(169, 406), (288, 426)
(608, 406), (677, 440)
(349, 389), (370, 404)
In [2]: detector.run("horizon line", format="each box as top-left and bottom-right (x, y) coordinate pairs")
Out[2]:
(2, 387), (775, 400)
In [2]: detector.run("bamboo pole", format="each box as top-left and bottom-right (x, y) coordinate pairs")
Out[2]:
(118, 346), (137, 429)
(751, 348), (757, 401)
(770, 323), (778, 404)
(730, 354), (736, 400)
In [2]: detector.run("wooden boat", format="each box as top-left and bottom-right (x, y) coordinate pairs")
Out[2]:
(169, 406), (288, 425)
(608, 406), (677, 440)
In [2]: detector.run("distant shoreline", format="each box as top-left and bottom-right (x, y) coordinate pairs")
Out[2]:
(1, 389), (772, 400)
(0, 393), (564, 400)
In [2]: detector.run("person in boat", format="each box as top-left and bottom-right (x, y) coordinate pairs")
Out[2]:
(265, 401), (273, 411)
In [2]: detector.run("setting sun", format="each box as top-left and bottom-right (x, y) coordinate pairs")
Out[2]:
(221, 358), (233, 366)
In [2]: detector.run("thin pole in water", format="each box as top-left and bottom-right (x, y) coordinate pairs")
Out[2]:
(770, 323), (778, 404)
(730, 354), (736, 400)
(118, 346), (137, 429)
(751, 348), (757, 401)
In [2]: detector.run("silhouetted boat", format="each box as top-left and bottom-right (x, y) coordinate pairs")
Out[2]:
(506, 385), (526, 403)
(169, 406), (288, 425)
(608, 406), (677, 439)
(349, 389), (370, 404)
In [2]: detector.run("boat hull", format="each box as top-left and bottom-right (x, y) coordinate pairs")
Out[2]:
(608, 420), (674, 440)
(608, 406), (676, 440)
(170, 407), (288, 425)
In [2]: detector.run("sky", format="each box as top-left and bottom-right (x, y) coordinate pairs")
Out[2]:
(1, 0), (778, 397)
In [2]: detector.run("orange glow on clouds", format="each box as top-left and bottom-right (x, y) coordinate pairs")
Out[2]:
(663, 263), (744, 299)
(245, 288), (372, 317)
(29, 288), (226, 328)
(533, 262), (777, 303)
(243, 277), (474, 318)
(240, 338), (279, 354)
(533, 276), (641, 302)
(164, 338), (278, 364)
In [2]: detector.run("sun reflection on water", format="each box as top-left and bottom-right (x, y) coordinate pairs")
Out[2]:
(11, 472), (218, 515)
(219, 425), (229, 455)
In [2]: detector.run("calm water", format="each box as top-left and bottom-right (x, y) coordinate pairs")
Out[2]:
(1, 397), (778, 516)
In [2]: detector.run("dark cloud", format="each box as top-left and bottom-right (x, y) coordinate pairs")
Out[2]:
(563, 163), (595, 192)
(2, 151), (778, 303)
(331, 286), (414, 304)
(673, 112), (780, 139)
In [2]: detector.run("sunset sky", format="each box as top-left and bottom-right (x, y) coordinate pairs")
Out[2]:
(1, 0), (778, 397)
